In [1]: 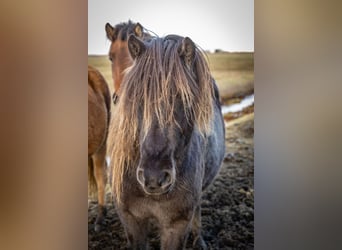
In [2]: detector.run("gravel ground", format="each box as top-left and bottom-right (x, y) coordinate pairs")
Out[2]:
(88, 112), (254, 249)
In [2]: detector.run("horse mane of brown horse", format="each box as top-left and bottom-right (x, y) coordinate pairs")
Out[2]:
(108, 35), (215, 202)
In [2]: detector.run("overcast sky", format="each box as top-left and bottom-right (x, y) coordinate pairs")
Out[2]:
(88, 0), (254, 55)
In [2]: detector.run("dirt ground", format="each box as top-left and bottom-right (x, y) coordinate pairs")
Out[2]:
(88, 111), (254, 249)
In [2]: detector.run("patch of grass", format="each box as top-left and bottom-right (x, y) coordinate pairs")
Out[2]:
(207, 52), (254, 71)
(88, 52), (254, 100)
(207, 52), (254, 101)
(88, 56), (113, 91)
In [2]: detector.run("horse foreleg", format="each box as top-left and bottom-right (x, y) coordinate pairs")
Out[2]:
(93, 148), (107, 232)
(120, 211), (149, 250)
(160, 219), (192, 250)
(191, 205), (207, 250)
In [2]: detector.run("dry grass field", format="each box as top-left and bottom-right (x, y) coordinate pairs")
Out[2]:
(207, 52), (254, 102)
(88, 52), (254, 103)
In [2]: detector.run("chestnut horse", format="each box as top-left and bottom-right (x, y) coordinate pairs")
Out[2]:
(108, 35), (225, 249)
(105, 20), (151, 103)
(88, 65), (111, 232)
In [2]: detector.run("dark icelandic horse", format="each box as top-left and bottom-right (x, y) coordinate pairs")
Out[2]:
(108, 34), (225, 249)
(105, 20), (151, 104)
(88, 65), (111, 232)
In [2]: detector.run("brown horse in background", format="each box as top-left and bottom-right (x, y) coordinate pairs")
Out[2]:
(88, 65), (111, 232)
(105, 20), (151, 103)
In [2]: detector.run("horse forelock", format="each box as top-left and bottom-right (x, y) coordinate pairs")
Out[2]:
(114, 20), (151, 41)
(108, 35), (214, 202)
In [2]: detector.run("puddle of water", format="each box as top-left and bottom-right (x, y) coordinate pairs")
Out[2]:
(221, 94), (254, 115)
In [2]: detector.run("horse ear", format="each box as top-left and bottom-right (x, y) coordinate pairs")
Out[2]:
(128, 34), (145, 59)
(134, 23), (143, 37)
(178, 37), (195, 67)
(105, 23), (116, 41)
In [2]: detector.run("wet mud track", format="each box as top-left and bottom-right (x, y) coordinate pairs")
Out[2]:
(89, 113), (254, 249)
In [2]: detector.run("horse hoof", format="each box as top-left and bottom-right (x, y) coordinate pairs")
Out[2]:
(94, 218), (105, 232)
(94, 223), (102, 232)
(193, 236), (207, 250)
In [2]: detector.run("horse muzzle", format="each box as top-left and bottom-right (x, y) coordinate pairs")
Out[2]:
(136, 167), (175, 195)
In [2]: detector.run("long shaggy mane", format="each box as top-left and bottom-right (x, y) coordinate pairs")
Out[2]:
(108, 35), (214, 202)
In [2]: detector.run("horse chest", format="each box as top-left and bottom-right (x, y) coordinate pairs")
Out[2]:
(125, 193), (194, 225)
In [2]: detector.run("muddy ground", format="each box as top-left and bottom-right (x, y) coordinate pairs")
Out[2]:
(88, 111), (254, 249)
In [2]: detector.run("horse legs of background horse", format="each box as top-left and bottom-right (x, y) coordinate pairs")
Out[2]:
(89, 146), (107, 232)
(88, 65), (111, 232)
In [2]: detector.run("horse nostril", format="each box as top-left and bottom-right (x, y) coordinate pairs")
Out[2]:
(137, 169), (144, 184)
(138, 167), (173, 193)
(158, 170), (172, 187)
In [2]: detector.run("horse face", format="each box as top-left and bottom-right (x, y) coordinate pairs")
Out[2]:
(136, 102), (194, 196)
(105, 22), (144, 99)
(128, 34), (200, 196)
(108, 39), (133, 96)
(136, 122), (176, 195)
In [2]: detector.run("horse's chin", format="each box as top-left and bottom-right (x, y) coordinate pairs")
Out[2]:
(142, 183), (174, 196)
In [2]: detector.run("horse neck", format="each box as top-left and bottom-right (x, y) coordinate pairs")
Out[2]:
(176, 129), (205, 165)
